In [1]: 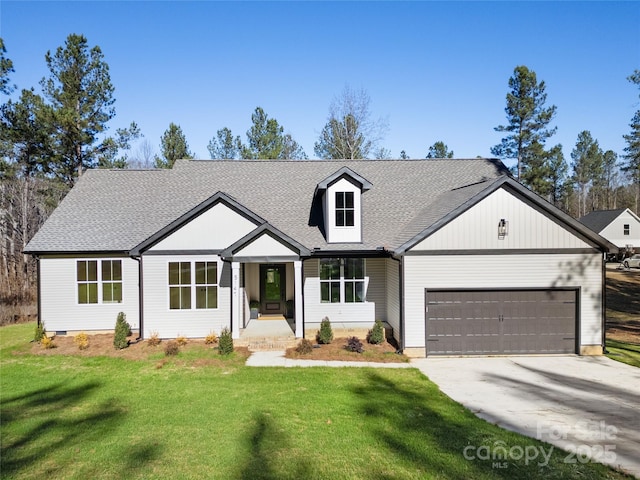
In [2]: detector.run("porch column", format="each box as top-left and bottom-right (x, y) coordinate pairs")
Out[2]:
(294, 260), (303, 338)
(231, 261), (240, 339)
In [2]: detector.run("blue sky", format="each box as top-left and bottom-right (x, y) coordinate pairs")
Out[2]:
(2, 1), (639, 166)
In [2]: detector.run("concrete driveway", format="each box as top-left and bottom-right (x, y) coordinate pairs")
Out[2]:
(411, 356), (640, 477)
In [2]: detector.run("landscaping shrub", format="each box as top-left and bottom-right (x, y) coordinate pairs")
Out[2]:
(367, 319), (385, 345)
(164, 340), (179, 356)
(74, 332), (89, 350)
(147, 331), (161, 346)
(218, 327), (234, 355)
(176, 335), (188, 346)
(34, 322), (46, 342)
(204, 331), (218, 345)
(295, 338), (314, 355)
(41, 336), (55, 349)
(113, 312), (131, 350)
(346, 336), (364, 353)
(316, 317), (333, 344)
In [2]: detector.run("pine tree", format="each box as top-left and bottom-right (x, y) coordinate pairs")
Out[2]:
(154, 123), (193, 168)
(492, 66), (558, 192)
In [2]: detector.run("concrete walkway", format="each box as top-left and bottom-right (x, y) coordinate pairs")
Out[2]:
(246, 350), (411, 368)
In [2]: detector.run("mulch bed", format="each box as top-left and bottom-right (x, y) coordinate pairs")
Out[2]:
(285, 337), (408, 363)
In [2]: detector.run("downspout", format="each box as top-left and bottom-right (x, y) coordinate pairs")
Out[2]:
(399, 255), (405, 353)
(132, 255), (144, 340)
(389, 254), (404, 353)
(35, 255), (41, 328)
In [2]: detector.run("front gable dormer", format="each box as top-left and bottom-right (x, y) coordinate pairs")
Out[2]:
(316, 167), (372, 243)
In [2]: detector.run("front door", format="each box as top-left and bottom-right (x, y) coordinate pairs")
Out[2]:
(260, 264), (286, 315)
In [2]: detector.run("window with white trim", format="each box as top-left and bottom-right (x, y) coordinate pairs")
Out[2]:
(195, 261), (218, 309)
(102, 260), (123, 303)
(624, 224), (630, 235)
(335, 191), (355, 227)
(77, 260), (98, 304)
(320, 258), (365, 303)
(77, 260), (122, 304)
(169, 261), (218, 310)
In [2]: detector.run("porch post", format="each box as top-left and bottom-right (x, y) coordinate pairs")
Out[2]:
(231, 261), (240, 339)
(294, 260), (303, 338)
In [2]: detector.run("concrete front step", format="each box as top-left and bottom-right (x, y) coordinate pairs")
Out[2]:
(236, 336), (298, 351)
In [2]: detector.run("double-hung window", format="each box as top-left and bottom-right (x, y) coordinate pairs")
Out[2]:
(77, 260), (98, 304)
(344, 258), (365, 303)
(335, 191), (355, 227)
(77, 260), (122, 304)
(102, 260), (123, 303)
(320, 258), (365, 303)
(169, 262), (192, 309)
(195, 261), (218, 309)
(320, 259), (341, 303)
(624, 224), (630, 236)
(169, 261), (218, 310)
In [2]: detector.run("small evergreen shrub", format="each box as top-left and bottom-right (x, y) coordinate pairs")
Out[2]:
(147, 331), (161, 346)
(295, 338), (314, 355)
(346, 336), (364, 353)
(218, 327), (234, 355)
(74, 332), (89, 350)
(367, 319), (385, 345)
(176, 335), (188, 346)
(164, 340), (179, 356)
(41, 336), (55, 349)
(34, 322), (46, 342)
(113, 312), (131, 350)
(204, 331), (218, 345)
(316, 317), (333, 344)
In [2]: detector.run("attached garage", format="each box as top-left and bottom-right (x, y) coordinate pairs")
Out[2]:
(425, 289), (578, 355)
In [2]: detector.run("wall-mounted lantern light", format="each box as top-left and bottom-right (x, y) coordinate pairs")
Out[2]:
(498, 219), (508, 239)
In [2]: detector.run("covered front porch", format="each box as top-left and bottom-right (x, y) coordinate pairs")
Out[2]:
(222, 223), (310, 340)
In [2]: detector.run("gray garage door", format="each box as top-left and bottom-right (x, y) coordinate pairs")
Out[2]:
(425, 289), (577, 355)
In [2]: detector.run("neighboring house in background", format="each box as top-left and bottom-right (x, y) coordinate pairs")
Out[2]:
(579, 208), (640, 258)
(25, 159), (616, 357)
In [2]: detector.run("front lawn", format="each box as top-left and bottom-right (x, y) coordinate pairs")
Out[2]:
(606, 339), (640, 368)
(0, 323), (630, 479)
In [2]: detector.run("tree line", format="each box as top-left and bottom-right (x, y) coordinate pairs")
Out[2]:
(1, 34), (638, 314)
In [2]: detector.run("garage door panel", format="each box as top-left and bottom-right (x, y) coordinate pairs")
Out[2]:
(426, 289), (577, 355)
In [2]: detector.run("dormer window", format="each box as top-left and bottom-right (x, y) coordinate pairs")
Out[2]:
(336, 192), (355, 227)
(315, 166), (372, 244)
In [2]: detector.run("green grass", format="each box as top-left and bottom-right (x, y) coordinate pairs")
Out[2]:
(606, 339), (640, 368)
(1, 323), (630, 480)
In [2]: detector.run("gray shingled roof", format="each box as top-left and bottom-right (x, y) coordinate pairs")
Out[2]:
(25, 158), (511, 254)
(578, 209), (626, 234)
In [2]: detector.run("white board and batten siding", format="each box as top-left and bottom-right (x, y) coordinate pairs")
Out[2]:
(39, 255), (139, 332)
(413, 189), (592, 251)
(302, 257), (383, 324)
(404, 187), (604, 350)
(148, 202), (257, 251)
(142, 254), (230, 339)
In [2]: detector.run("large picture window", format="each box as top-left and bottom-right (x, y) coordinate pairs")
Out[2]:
(169, 260), (218, 310)
(77, 260), (122, 304)
(335, 191), (355, 227)
(320, 258), (365, 303)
